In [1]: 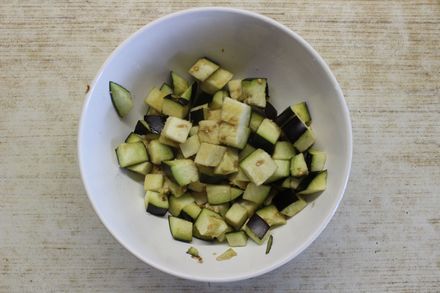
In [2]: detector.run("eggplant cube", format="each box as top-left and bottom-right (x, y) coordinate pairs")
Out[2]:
(240, 149), (277, 186)
(188, 58), (220, 82)
(225, 203), (249, 230)
(179, 135), (200, 158)
(219, 123), (250, 149)
(162, 116), (192, 143)
(194, 143), (227, 167)
(198, 120), (220, 145)
(227, 79), (243, 100)
(200, 68), (234, 94)
(256, 118), (281, 144)
(162, 159), (199, 186)
(221, 97), (251, 126)
(214, 148), (239, 175)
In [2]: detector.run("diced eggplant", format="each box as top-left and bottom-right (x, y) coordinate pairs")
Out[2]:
(265, 102), (278, 120)
(179, 202), (202, 222)
(200, 68), (234, 94)
(214, 148), (239, 175)
(125, 132), (143, 143)
(168, 216), (193, 242)
(168, 193), (194, 216)
(163, 176), (186, 197)
(144, 173), (164, 191)
(227, 79), (243, 100)
(248, 132), (275, 154)
(249, 111), (264, 132)
(127, 161), (152, 175)
(109, 81), (133, 117)
(143, 115), (167, 134)
(189, 104), (208, 125)
(272, 189), (307, 217)
(160, 83), (173, 95)
(210, 90), (227, 109)
(297, 170), (327, 195)
(293, 101), (311, 125)
(266, 159), (290, 183)
(203, 202), (230, 217)
(198, 120), (220, 145)
(281, 177), (303, 190)
(147, 140), (174, 164)
(256, 118), (281, 144)
(305, 149), (327, 172)
(237, 199), (259, 217)
(219, 123), (250, 149)
(115, 142), (148, 168)
(245, 214), (270, 239)
(256, 205), (286, 227)
(221, 97), (251, 127)
(189, 126), (199, 136)
(291, 153), (309, 177)
(216, 248), (237, 260)
(134, 120), (150, 135)
(162, 159), (199, 186)
(272, 141), (296, 160)
(194, 208), (228, 239)
(226, 231), (248, 247)
(293, 128), (315, 152)
(161, 94), (190, 119)
(162, 116), (192, 143)
(188, 57), (220, 82)
(181, 82), (197, 101)
(145, 190), (168, 216)
(206, 109), (222, 121)
(238, 144), (256, 161)
(194, 143), (227, 167)
(170, 71), (189, 96)
(144, 87), (167, 112)
(281, 115), (307, 142)
(223, 204), (248, 230)
(198, 165), (228, 184)
(179, 135), (200, 158)
(158, 133), (179, 148)
(243, 183), (271, 205)
(242, 78), (267, 108)
(240, 149), (277, 186)
(192, 90), (213, 107)
(206, 185), (236, 205)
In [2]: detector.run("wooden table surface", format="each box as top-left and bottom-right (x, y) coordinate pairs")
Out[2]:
(1, 1), (439, 291)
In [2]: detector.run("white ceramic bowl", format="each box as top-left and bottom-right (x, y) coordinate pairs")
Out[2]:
(78, 7), (352, 282)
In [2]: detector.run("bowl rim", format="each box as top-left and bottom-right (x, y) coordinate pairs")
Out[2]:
(78, 7), (353, 283)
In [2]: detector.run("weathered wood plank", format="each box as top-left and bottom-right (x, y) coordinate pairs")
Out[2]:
(0, 0), (438, 291)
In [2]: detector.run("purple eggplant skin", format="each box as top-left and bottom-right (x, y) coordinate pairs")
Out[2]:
(248, 133), (275, 154)
(179, 210), (195, 223)
(146, 204), (168, 217)
(199, 172), (228, 184)
(275, 106), (295, 127)
(296, 171), (323, 192)
(134, 120), (150, 135)
(163, 94), (190, 106)
(247, 214), (270, 239)
(192, 89), (213, 107)
(189, 108), (205, 125)
(281, 115), (307, 143)
(272, 189), (299, 211)
(144, 115), (167, 134)
(265, 102), (278, 120)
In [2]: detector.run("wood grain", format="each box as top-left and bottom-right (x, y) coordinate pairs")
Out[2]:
(0, 0), (439, 291)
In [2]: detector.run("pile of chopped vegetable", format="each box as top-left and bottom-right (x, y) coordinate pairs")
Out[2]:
(110, 57), (327, 248)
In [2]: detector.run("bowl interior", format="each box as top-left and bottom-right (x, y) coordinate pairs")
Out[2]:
(79, 8), (351, 282)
